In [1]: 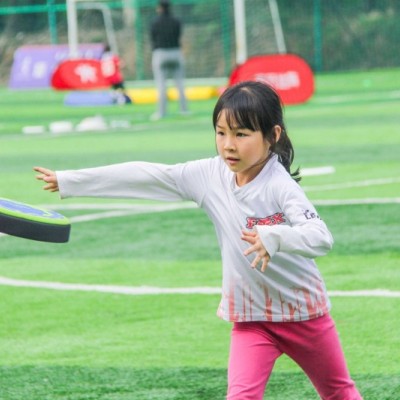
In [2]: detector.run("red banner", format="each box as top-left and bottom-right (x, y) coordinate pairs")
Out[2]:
(51, 59), (110, 90)
(228, 54), (314, 104)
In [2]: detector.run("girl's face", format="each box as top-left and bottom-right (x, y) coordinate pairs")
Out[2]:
(215, 110), (275, 186)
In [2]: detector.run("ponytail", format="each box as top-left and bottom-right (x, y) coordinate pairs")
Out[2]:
(271, 127), (301, 182)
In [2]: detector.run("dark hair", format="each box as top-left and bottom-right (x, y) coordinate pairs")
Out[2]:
(212, 81), (301, 182)
(159, 0), (171, 14)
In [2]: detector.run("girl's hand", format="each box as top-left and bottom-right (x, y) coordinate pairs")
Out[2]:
(34, 166), (59, 192)
(241, 229), (270, 272)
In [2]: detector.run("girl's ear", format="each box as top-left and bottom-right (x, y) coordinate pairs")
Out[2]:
(273, 125), (282, 143)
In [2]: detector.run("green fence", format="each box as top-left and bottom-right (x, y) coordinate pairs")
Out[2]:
(0, 0), (399, 84)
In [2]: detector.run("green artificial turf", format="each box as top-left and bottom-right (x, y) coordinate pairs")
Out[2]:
(0, 68), (399, 399)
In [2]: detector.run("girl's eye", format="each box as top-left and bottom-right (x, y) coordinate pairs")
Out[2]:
(237, 132), (248, 137)
(216, 130), (225, 136)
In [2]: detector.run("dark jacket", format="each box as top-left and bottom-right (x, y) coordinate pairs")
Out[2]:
(150, 14), (181, 50)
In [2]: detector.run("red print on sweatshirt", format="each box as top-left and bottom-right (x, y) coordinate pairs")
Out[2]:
(246, 212), (285, 229)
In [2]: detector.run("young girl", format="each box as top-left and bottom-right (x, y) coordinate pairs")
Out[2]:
(34, 81), (362, 400)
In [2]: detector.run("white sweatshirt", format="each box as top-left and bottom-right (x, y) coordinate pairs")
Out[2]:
(57, 154), (333, 322)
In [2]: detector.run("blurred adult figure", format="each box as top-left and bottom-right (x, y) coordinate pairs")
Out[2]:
(150, 0), (189, 120)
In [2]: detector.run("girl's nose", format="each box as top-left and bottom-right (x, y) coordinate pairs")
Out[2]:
(224, 136), (236, 150)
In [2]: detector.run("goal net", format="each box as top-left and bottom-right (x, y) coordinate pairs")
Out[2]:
(66, 0), (286, 81)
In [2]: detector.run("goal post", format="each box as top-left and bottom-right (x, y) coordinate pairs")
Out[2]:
(66, 0), (79, 57)
(233, 0), (247, 64)
(234, 0), (286, 64)
(66, 0), (118, 58)
(268, 0), (287, 54)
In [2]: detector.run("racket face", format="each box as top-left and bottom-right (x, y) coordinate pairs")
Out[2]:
(0, 198), (69, 225)
(0, 198), (71, 243)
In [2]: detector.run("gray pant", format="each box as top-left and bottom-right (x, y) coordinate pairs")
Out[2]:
(152, 48), (188, 117)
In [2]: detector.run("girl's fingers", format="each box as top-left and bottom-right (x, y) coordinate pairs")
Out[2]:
(34, 166), (50, 175)
(243, 244), (257, 256)
(261, 256), (270, 272)
(241, 231), (257, 245)
(250, 253), (270, 270)
(38, 175), (54, 184)
(34, 166), (54, 180)
(251, 255), (260, 268)
(241, 229), (270, 270)
(33, 166), (59, 192)
(241, 229), (257, 238)
(34, 167), (57, 186)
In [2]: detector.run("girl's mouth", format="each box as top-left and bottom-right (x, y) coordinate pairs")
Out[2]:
(226, 157), (240, 166)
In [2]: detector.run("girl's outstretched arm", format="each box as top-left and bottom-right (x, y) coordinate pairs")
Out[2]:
(34, 166), (59, 192)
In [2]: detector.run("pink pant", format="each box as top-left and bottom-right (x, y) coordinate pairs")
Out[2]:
(227, 314), (362, 400)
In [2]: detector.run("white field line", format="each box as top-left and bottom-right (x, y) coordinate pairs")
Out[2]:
(68, 202), (197, 223)
(0, 276), (399, 298)
(313, 198), (400, 206)
(301, 166), (335, 176)
(328, 289), (400, 298)
(315, 90), (400, 104)
(302, 177), (400, 192)
(0, 277), (220, 295)
(41, 202), (198, 211)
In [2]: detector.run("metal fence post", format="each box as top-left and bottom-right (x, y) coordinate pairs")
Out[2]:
(47, 0), (58, 44)
(313, 0), (323, 72)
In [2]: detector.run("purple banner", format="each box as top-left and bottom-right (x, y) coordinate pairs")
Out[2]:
(8, 44), (105, 89)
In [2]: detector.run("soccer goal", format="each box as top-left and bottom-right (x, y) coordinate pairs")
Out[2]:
(65, 0), (287, 81)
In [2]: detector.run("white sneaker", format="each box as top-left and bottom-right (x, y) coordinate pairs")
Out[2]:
(150, 112), (163, 121)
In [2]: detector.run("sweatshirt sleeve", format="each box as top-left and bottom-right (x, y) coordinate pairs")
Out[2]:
(57, 161), (186, 202)
(56, 158), (215, 204)
(255, 179), (334, 259)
